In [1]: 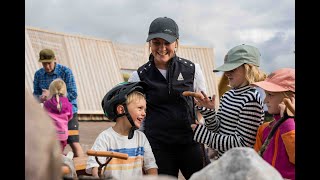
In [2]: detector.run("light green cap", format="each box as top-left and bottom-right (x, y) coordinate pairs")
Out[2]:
(213, 44), (260, 72)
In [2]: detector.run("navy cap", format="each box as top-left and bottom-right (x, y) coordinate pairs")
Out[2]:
(146, 17), (179, 43)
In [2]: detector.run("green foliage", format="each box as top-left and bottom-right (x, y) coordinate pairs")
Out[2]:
(123, 73), (130, 82)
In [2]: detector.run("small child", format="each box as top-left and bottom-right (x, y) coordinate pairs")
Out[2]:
(86, 82), (158, 179)
(252, 68), (295, 180)
(43, 78), (73, 152)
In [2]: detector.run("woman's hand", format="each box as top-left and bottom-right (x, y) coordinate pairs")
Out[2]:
(182, 91), (215, 109)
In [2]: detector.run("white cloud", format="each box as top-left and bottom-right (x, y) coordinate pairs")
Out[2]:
(236, 29), (276, 44)
(25, 0), (295, 74)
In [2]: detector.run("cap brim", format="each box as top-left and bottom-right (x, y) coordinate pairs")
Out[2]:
(213, 62), (243, 72)
(146, 33), (177, 43)
(38, 59), (55, 63)
(251, 81), (288, 92)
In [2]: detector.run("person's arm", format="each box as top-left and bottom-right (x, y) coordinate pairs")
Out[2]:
(40, 89), (50, 103)
(85, 132), (108, 175)
(194, 63), (208, 94)
(145, 168), (158, 175)
(182, 90), (218, 131)
(142, 134), (158, 174)
(128, 71), (140, 82)
(63, 67), (78, 103)
(33, 71), (42, 102)
(193, 99), (264, 154)
(198, 107), (219, 132)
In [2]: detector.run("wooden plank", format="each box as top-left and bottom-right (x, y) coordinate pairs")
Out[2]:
(73, 156), (88, 171)
(87, 150), (128, 160)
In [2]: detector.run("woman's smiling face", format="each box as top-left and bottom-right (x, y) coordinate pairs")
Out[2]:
(150, 38), (176, 68)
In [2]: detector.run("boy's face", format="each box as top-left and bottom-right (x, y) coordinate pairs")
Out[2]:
(127, 98), (147, 128)
(264, 91), (285, 115)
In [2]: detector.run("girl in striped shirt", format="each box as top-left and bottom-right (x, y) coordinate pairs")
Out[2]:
(185, 44), (266, 158)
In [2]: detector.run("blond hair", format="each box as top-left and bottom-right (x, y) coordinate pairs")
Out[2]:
(48, 78), (67, 112)
(126, 91), (146, 105)
(282, 91), (295, 98)
(218, 72), (231, 98)
(244, 64), (267, 84)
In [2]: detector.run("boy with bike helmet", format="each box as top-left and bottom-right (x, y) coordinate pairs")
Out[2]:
(86, 82), (158, 179)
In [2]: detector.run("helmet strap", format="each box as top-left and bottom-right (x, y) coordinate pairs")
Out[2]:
(119, 104), (137, 139)
(128, 126), (137, 139)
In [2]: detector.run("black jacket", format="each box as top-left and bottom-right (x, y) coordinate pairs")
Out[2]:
(138, 54), (196, 145)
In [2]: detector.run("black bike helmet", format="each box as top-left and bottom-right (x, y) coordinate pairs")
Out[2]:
(102, 81), (148, 139)
(101, 81), (148, 121)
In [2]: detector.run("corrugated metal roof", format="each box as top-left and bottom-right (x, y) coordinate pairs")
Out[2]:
(26, 26), (219, 120)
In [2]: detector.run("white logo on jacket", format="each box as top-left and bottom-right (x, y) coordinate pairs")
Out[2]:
(177, 73), (184, 81)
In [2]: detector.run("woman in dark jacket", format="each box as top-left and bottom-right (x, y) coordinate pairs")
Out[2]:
(128, 17), (208, 179)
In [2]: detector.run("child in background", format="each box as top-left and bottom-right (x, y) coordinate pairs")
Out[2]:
(252, 68), (295, 180)
(86, 82), (158, 179)
(43, 78), (73, 152)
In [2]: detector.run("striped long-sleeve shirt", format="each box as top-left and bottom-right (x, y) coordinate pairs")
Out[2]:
(193, 85), (264, 158)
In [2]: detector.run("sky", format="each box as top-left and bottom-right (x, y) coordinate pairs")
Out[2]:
(25, 0), (295, 75)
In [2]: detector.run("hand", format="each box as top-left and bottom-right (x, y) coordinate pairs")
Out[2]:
(283, 97), (295, 116)
(40, 95), (47, 103)
(40, 89), (49, 103)
(42, 89), (49, 97)
(279, 102), (286, 117)
(191, 124), (197, 131)
(279, 97), (295, 117)
(194, 91), (215, 109)
(182, 91), (215, 109)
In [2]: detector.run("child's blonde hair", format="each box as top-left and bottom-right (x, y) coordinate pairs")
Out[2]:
(244, 64), (267, 84)
(48, 78), (67, 112)
(282, 91), (295, 98)
(126, 91), (146, 105)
